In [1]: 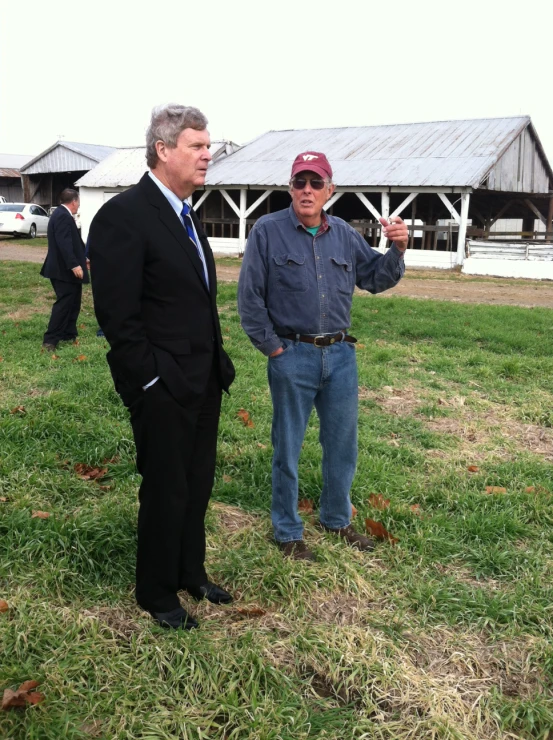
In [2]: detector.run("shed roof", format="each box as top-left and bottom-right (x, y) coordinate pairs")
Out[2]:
(21, 141), (116, 175)
(205, 116), (552, 189)
(76, 140), (241, 188)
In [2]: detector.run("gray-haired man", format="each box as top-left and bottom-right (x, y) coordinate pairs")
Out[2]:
(89, 105), (235, 629)
(238, 151), (408, 561)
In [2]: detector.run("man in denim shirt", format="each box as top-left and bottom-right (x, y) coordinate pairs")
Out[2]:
(238, 151), (408, 561)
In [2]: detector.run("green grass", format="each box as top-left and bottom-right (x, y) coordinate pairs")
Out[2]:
(0, 236), (48, 248)
(1, 262), (553, 739)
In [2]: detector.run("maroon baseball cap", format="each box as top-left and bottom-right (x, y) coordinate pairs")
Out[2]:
(291, 151), (333, 180)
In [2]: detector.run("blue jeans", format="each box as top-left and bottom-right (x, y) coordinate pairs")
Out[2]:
(268, 338), (358, 542)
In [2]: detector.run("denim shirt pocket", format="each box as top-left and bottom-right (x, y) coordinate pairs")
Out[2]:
(273, 253), (308, 293)
(330, 256), (353, 294)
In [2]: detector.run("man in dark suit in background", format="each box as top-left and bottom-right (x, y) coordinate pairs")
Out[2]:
(88, 104), (235, 630)
(41, 188), (88, 351)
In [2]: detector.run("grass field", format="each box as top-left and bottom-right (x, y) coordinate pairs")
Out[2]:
(1, 261), (553, 739)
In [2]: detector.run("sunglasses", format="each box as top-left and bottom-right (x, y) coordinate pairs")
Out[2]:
(291, 177), (327, 191)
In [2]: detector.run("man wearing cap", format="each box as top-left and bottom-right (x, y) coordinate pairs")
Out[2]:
(238, 151), (408, 561)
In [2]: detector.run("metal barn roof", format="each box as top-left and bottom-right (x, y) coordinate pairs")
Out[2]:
(205, 116), (551, 189)
(76, 140), (241, 188)
(21, 141), (116, 175)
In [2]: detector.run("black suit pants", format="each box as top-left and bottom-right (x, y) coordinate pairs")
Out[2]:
(128, 364), (222, 613)
(43, 279), (82, 345)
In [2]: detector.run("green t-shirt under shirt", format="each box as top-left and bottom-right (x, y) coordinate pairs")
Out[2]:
(306, 225), (320, 236)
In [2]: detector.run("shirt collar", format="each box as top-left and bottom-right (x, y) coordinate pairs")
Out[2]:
(288, 203), (330, 233)
(148, 170), (190, 219)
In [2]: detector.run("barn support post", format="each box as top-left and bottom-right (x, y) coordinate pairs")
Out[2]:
(238, 189), (247, 255)
(456, 193), (470, 265)
(379, 191), (390, 249)
(547, 195), (553, 240)
(192, 189), (212, 211)
(323, 191), (343, 211)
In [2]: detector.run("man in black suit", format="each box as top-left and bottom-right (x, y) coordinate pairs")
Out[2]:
(88, 104), (235, 630)
(41, 188), (88, 351)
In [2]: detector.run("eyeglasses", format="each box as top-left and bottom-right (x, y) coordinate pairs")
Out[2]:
(291, 177), (327, 191)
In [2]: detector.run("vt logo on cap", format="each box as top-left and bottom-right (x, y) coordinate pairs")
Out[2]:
(291, 151), (333, 180)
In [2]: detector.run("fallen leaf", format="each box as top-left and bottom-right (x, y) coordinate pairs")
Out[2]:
(298, 498), (314, 514)
(74, 355), (87, 362)
(467, 465), (479, 473)
(485, 486), (507, 494)
(0, 357), (3, 362)
(10, 406), (26, 415)
(236, 606), (266, 617)
(351, 504), (358, 518)
(74, 463), (108, 481)
(525, 486), (536, 493)
(256, 442), (267, 449)
(410, 504), (422, 516)
(1, 680), (45, 710)
(0, 497), (6, 503)
(365, 518), (399, 544)
(26, 692), (45, 706)
(368, 493), (390, 510)
(222, 475), (232, 483)
(72, 339), (80, 346)
(0, 600), (8, 613)
(355, 343), (365, 349)
(51, 354), (60, 360)
(79, 324), (86, 329)
(31, 511), (51, 519)
(236, 409), (254, 428)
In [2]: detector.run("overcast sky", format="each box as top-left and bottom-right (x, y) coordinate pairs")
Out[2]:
(1, 0), (552, 163)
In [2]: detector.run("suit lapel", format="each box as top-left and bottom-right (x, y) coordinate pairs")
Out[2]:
(139, 173), (209, 293)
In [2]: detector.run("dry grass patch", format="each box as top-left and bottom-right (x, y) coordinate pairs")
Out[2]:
(211, 501), (259, 533)
(80, 605), (143, 641)
(359, 382), (424, 417)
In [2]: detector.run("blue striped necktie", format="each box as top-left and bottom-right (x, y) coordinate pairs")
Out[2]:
(180, 202), (209, 289)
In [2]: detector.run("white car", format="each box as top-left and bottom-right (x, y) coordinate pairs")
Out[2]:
(0, 202), (49, 238)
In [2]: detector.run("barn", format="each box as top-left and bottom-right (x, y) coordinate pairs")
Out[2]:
(19, 140), (116, 210)
(76, 116), (553, 275)
(0, 153), (33, 202)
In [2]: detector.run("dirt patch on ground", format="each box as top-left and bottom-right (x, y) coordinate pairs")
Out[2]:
(425, 410), (553, 461)
(0, 243), (47, 263)
(4, 247), (553, 308)
(360, 383), (423, 417)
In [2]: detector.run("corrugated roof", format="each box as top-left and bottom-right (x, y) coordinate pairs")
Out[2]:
(21, 141), (116, 175)
(0, 168), (22, 178)
(76, 140), (241, 188)
(205, 116), (548, 188)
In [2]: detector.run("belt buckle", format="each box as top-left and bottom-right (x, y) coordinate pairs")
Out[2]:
(313, 335), (326, 347)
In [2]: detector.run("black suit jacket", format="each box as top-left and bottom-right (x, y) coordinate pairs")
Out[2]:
(40, 205), (89, 283)
(88, 173), (235, 405)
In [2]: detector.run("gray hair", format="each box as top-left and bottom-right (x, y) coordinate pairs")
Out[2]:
(146, 104), (208, 168)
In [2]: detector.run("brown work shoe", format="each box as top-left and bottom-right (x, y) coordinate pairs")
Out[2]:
(277, 540), (316, 561)
(320, 523), (375, 552)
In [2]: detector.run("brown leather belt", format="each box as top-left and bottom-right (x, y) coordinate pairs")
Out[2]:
(283, 332), (357, 347)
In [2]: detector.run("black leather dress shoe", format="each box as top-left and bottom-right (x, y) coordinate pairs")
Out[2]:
(149, 606), (199, 630)
(184, 582), (233, 604)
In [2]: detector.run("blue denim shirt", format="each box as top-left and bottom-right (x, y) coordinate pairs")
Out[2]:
(238, 205), (405, 356)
